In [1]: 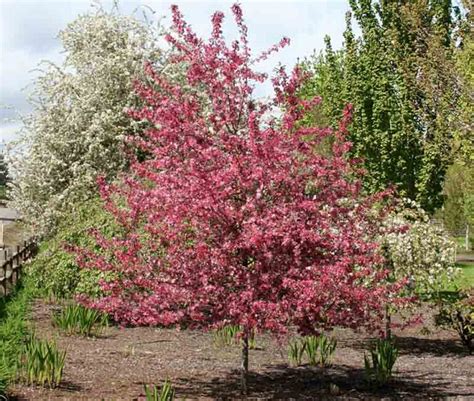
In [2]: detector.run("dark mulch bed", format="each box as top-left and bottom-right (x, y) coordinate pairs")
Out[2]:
(10, 300), (474, 400)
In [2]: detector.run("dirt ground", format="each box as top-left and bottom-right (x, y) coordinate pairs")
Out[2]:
(10, 301), (474, 401)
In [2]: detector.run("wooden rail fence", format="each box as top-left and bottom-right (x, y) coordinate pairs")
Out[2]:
(0, 239), (38, 297)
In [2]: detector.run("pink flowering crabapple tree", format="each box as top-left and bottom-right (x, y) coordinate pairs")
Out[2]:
(71, 4), (409, 393)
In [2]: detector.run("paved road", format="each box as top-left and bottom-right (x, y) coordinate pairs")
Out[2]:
(0, 207), (20, 226)
(457, 253), (474, 263)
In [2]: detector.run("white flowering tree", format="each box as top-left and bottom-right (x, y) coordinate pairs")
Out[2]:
(383, 200), (458, 299)
(8, 5), (167, 234)
(379, 200), (459, 337)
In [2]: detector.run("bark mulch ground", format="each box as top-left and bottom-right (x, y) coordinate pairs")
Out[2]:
(10, 300), (474, 400)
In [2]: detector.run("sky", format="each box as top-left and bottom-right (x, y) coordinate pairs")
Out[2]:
(0, 0), (353, 145)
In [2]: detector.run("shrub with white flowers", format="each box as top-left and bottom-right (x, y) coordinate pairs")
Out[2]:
(383, 199), (458, 299)
(8, 5), (167, 234)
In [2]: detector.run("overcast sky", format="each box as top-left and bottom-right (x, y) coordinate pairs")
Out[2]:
(0, 0), (352, 145)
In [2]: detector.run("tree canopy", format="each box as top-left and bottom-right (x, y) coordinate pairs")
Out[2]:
(8, 6), (165, 234)
(70, 4), (411, 389)
(300, 0), (463, 213)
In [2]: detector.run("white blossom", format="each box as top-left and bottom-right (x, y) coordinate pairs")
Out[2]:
(383, 199), (459, 297)
(7, 6), (167, 234)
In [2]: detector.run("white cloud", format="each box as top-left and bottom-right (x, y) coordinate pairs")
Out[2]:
(0, 0), (351, 144)
(0, 121), (23, 145)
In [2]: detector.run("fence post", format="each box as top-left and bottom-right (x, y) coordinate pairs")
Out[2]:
(1, 260), (5, 297)
(6, 259), (12, 294)
(3, 249), (7, 295)
(15, 245), (21, 284)
(0, 239), (37, 298)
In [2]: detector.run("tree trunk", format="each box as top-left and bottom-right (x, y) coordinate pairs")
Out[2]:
(385, 304), (392, 340)
(466, 224), (470, 251)
(241, 331), (249, 396)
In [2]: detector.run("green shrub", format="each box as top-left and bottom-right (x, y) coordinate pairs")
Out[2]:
(435, 288), (473, 353)
(18, 335), (66, 388)
(27, 197), (120, 300)
(364, 338), (399, 386)
(144, 381), (175, 401)
(27, 249), (80, 300)
(52, 304), (108, 337)
(0, 185), (6, 201)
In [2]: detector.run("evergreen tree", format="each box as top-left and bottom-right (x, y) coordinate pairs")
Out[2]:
(0, 153), (8, 187)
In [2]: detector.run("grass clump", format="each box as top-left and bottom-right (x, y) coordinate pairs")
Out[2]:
(288, 334), (337, 367)
(18, 335), (66, 388)
(304, 335), (320, 366)
(52, 303), (108, 337)
(213, 325), (241, 347)
(213, 325), (257, 349)
(0, 279), (34, 397)
(144, 380), (175, 401)
(288, 338), (306, 366)
(304, 334), (337, 366)
(317, 334), (337, 366)
(364, 338), (399, 386)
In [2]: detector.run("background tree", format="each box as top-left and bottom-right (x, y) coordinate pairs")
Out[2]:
(440, 163), (474, 250)
(384, 199), (457, 299)
(8, 5), (165, 234)
(454, 13), (473, 167)
(0, 153), (8, 186)
(374, 198), (458, 339)
(301, 0), (463, 213)
(0, 152), (9, 200)
(439, 1), (473, 248)
(71, 4), (410, 393)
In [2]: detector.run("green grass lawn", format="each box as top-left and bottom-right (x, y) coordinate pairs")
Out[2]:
(0, 280), (34, 396)
(453, 235), (473, 253)
(456, 261), (474, 289)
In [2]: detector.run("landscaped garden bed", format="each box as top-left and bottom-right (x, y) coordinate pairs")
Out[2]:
(1, 1), (473, 400)
(10, 300), (473, 400)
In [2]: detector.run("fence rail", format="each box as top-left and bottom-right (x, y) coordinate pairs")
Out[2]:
(0, 239), (38, 297)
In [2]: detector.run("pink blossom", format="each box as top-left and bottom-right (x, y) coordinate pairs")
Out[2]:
(71, 3), (410, 335)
